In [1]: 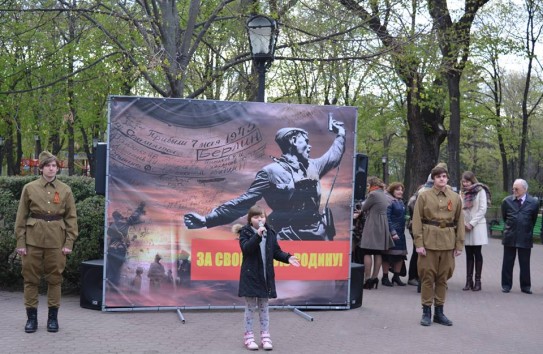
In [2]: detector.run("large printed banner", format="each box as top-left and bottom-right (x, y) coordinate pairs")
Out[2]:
(104, 96), (357, 308)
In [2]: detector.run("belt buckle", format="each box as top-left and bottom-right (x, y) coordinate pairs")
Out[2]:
(439, 220), (446, 228)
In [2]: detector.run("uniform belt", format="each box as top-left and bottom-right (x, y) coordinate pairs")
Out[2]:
(30, 213), (63, 221)
(422, 220), (455, 228)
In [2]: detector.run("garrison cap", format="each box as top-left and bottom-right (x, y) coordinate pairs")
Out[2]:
(38, 151), (57, 167)
(275, 127), (308, 151)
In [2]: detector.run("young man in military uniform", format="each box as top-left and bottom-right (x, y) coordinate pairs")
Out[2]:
(15, 151), (78, 333)
(412, 164), (464, 326)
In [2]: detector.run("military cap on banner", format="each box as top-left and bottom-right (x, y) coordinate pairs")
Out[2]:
(275, 127), (309, 151)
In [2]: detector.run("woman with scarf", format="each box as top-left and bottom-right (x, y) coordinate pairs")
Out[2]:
(461, 171), (491, 291)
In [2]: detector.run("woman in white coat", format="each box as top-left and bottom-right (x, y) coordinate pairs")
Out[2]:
(461, 171), (491, 291)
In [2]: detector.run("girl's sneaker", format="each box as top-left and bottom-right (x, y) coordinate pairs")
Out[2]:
(244, 331), (259, 350)
(261, 331), (273, 350)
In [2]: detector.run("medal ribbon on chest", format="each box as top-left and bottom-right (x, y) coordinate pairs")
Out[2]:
(53, 192), (61, 204)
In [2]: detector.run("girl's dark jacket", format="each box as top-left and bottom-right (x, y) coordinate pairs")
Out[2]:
(237, 224), (292, 298)
(501, 194), (539, 248)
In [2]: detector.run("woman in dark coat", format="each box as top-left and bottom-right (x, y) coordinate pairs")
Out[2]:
(233, 205), (299, 350)
(385, 182), (408, 286)
(358, 176), (393, 289)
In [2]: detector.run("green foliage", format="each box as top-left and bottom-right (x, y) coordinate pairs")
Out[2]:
(57, 176), (97, 203)
(64, 195), (105, 293)
(0, 185), (20, 288)
(1, 1), (543, 202)
(0, 176), (104, 292)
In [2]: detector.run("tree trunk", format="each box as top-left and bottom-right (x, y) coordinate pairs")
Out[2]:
(497, 125), (509, 192)
(4, 120), (18, 176)
(404, 77), (447, 197)
(428, 0), (490, 190)
(339, 0), (448, 198)
(446, 71), (461, 190)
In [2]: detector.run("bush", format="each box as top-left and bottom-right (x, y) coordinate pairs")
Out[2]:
(64, 195), (105, 293)
(0, 188), (20, 288)
(0, 176), (104, 292)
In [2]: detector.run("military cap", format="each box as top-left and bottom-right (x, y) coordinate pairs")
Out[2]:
(38, 151), (57, 167)
(275, 127), (308, 151)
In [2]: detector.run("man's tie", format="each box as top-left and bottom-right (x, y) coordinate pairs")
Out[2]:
(515, 198), (522, 208)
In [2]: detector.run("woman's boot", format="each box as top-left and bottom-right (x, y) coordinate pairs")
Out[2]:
(463, 258), (474, 291)
(473, 260), (483, 291)
(381, 274), (393, 287)
(392, 273), (406, 286)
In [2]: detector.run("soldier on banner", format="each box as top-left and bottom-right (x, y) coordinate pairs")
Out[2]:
(106, 202), (145, 287)
(184, 118), (346, 240)
(148, 254), (166, 292)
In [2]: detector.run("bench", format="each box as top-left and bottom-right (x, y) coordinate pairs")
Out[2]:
(488, 215), (542, 240)
(488, 219), (505, 236)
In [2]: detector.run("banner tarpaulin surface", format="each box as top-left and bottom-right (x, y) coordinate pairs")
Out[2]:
(104, 96), (357, 308)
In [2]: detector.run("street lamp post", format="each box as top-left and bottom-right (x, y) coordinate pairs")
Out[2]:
(34, 135), (40, 175)
(0, 137), (4, 176)
(382, 155), (387, 184)
(246, 15), (279, 102)
(91, 137), (99, 177)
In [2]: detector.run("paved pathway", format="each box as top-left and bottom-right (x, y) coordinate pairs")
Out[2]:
(2, 237), (543, 353)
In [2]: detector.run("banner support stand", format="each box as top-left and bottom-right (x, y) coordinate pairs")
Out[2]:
(292, 307), (314, 321)
(176, 308), (186, 323)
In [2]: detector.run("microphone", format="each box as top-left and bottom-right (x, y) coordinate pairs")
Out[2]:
(258, 221), (267, 237)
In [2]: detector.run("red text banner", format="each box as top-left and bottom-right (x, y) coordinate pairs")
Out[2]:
(191, 239), (350, 281)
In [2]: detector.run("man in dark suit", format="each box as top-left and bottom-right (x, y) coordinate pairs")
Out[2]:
(501, 179), (539, 294)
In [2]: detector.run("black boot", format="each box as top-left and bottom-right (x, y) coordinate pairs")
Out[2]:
(463, 258), (474, 291)
(25, 308), (38, 333)
(381, 274), (393, 287)
(392, 273), (406, 286)
(420, 305), (431, 326)
(433, 305), (453, 326)
(47, 307), (59, 333)
(473, 260), (483, 291)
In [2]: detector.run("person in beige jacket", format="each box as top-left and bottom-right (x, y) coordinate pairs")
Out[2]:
(412, 164), (464, 327)
(460, 171), (491, 292)
(15, 151), (78, 333)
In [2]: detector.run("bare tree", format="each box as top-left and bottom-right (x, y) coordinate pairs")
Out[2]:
(339, 0), (447, 196)
(519, 0), (543, 178)
(428, 0), (490, 188)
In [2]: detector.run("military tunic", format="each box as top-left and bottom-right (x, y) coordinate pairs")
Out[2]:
(412, 186), (464, 307)
(15, 176), (78, 308)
